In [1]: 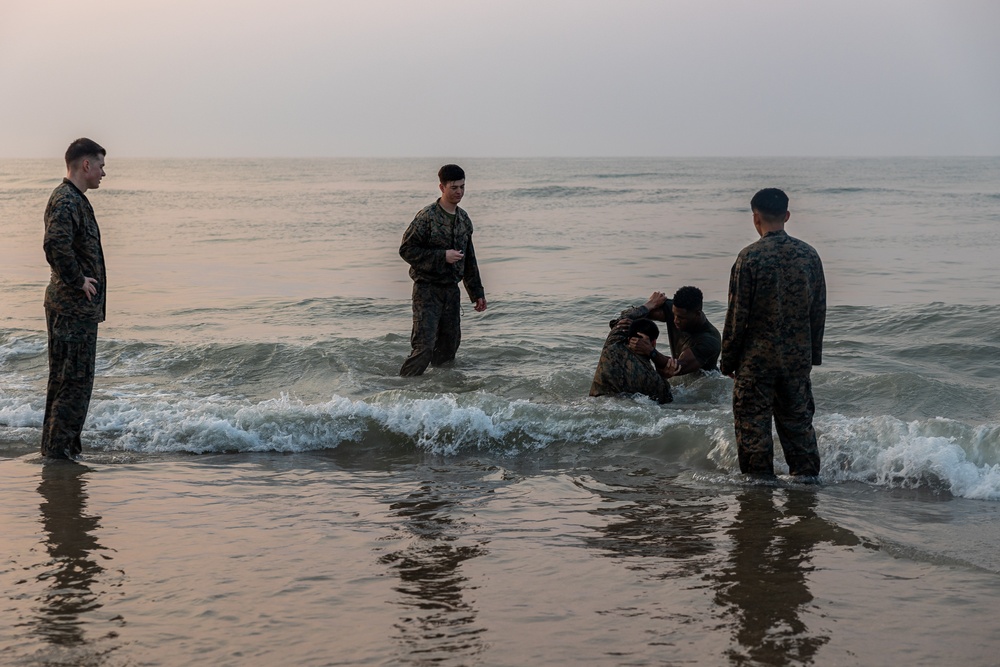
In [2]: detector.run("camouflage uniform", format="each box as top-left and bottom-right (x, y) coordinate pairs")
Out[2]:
(621, 301), (721, 372)
(721, 230), (826, 476)
(590, 309), (673, 404)
(399, 200), (485, 377)
(41, 179), (106, 458)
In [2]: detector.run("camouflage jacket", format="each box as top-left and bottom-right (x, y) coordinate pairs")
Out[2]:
(612, 302), (721, 372)
(43, 179), (107, 322)
(590, 314), (672, 404)
(399, 200), (485, 302)
(721, 230), (825, 377)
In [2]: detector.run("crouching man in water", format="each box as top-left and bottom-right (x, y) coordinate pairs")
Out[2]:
(590, 315), (679, 404)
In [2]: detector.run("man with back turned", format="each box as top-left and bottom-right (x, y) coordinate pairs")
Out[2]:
(721, 188), (826, 478)
(399, 164), (487, 376)
(41, 138), (108, 459)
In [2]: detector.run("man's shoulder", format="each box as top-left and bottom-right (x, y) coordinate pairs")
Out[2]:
(788, 234), (821, 258)
(700, 316), (722, 342)
(45, 181), (86, 218)
(48, 180), (82, 205)
(414, 201), (440, 218)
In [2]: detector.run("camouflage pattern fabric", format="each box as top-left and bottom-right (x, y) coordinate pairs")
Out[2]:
(41, 310), (98, 459)
(590, 319), (672, 404)
(721, 230), (826, 476)
(398, 200), (485, 376)
(731, 374), (820, 476)
(399, 282), (462, 377)
(399, 200), (484, 300)
(43, 179), (107, 323)
(40, 179), (107, 458)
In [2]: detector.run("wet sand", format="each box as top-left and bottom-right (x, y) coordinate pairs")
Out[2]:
(3, 448), (1000, 666)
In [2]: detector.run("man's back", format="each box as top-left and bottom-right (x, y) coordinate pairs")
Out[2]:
(722, 230), (825, 377)
(590, 320), (672, 404)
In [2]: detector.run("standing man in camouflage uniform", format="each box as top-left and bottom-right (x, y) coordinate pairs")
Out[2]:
(41, 138), (108, 459)
(720, 189), (826, 477)
(399, 164), (487, 376)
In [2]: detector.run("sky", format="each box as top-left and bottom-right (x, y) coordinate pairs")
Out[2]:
(2, 0), (999, 158)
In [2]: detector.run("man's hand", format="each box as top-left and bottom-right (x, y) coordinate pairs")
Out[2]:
(80, 276), (98, 301)
(474, 297), (487, 312)
(445, 249), (465, 264)
(628, 334), (654, 357)
(643, 291), (667, 312)
(659, 357), (681, 379)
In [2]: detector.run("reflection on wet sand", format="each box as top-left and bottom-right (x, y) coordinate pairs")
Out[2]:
(32, 461), (122, 662)
(713, 488), (863, 666)
(580, 469), (721, 576)
(378, 478), (488, 665)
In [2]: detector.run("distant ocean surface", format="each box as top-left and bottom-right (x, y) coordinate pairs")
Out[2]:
(2, 157), (1000, 666)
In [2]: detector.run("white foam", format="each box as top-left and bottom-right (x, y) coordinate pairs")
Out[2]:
(820, 413), (1000, 500)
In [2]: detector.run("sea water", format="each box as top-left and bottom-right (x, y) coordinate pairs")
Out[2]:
(1, 158), (999, 666)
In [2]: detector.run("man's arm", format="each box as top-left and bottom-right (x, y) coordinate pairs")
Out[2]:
(399, 212), (447, 274)
(462, 235), (486, 310)
(720, 256), (751, 377)
(810, 255), (827, 366)
(43, 199), (94, 299)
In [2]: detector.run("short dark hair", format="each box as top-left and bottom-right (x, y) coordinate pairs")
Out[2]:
(438, 164), (465, 184)
(65, 138), (106, 167)
(672, 286), (703, 312)
(750, 188), (788, 222)
(627, 318), (659, 342)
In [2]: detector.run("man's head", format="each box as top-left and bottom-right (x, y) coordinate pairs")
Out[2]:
(438, 164), (465, 209)
(750, 188), (790, 235)
(671, 286), (704, 333)
(627, 318), (660, 347)
(65, 138), (106, 192)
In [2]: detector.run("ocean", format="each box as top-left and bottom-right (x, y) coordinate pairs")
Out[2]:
(2, 157), (999, 666)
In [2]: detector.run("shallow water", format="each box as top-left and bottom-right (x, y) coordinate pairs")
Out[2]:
(2, 157), (1000, 665)
(4, 452), (1000, 666)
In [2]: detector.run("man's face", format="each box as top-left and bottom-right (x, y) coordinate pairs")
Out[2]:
(672, 305), (699, 333)
(439, 179), (465, 207)
(83, 155), (106, 190)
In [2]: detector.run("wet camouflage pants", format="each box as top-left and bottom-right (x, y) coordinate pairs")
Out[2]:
(732, 373), (820, 476)
(400, 282), (462, 377)
(41, 310), (98, 459)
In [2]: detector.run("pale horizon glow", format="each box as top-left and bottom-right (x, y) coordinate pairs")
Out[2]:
(2, 0), (998, 158)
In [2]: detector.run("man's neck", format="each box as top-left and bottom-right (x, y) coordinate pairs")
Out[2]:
(438, 198), (457, 215)
(67, 171), (89, 194)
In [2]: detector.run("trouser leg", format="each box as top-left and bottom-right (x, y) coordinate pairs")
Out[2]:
(400, 283), (443, 377)
(431, 285), (461, 366)
(773, 374), (821, 476)
(733, 374), (776, 475)
(41, 310), (98, 459)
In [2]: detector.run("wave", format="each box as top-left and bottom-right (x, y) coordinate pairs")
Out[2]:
(4, 385), (1000, 500)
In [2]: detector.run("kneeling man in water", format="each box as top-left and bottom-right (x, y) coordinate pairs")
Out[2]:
(590, 316), (678, 404)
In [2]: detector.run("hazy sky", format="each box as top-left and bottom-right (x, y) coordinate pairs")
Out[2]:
(3, 0), (998, 158)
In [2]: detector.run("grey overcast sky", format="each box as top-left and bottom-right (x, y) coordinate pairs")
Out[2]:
(2, 0), (998, 158)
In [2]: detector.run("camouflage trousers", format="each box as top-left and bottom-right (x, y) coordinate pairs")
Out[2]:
(732, 372), (820, 477)
(400, 282), (462, 377)
(41, 310), (98, 459)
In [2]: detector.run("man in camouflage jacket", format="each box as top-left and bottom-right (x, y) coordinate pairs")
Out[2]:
(590, 309), (678, 404)
(399, 164), (487, 376)
(721, 188), (826, 477)
(41, 138), (108, 459)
